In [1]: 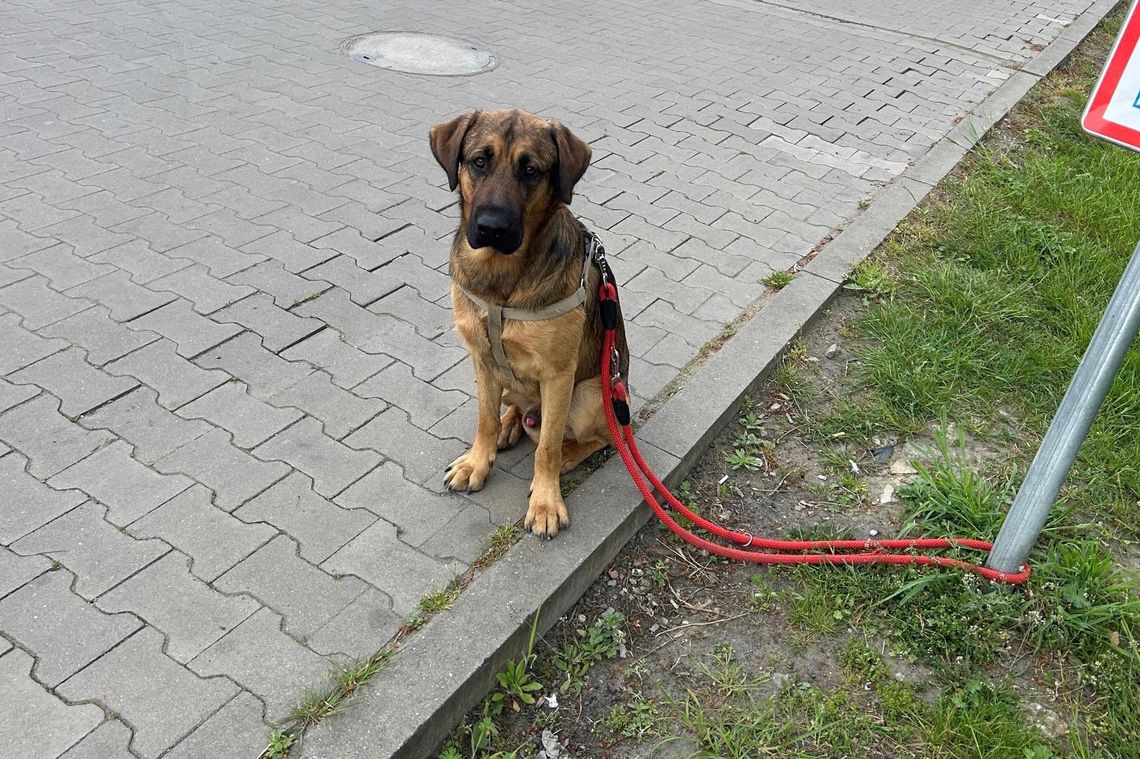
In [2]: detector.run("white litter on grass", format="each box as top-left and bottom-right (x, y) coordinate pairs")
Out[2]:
(536, 729), (570, 759)
(542, 693), (559, 709)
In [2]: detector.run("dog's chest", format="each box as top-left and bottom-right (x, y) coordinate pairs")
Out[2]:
(453, 294), (584, 388)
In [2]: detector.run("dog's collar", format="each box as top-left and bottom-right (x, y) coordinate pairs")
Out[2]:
(458, 230), (597, 382)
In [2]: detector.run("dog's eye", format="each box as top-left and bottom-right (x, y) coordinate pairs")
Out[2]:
(471, 156), (487, 169)
(522, 164), (538, 178)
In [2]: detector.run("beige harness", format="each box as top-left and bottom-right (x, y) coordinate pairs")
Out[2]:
(458, 244), (593, 382)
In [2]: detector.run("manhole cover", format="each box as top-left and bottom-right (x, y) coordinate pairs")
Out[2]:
(344, 32), (498, 76)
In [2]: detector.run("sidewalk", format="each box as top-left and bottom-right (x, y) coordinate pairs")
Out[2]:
(0, 0), (1109, 756)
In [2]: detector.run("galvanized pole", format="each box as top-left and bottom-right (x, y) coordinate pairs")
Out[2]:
(987, 240), (1140, 574)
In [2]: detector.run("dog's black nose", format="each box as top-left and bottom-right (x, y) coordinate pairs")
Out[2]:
(468, 207), (521, 254)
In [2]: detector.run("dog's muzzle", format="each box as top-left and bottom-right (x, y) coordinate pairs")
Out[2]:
(467, 206), (522, 254)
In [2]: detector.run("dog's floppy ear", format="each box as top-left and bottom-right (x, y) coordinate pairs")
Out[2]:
(430, 111), (479, 191)
(549, 120), (591, 205)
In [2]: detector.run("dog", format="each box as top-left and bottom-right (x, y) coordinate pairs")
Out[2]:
(429, 108), (629, 537)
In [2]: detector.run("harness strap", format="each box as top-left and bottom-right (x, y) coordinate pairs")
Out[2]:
(459, 234), (594, 381)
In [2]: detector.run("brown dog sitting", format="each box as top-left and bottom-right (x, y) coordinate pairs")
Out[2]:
(429, 108), (629, 537)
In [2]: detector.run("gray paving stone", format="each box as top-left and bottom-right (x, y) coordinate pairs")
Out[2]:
(128, 299), (243, 358)
(280, 330), (394, 389)
(166, 235), (266, 278)
(307, 586), (402, 659)
(149, 264), (255, 314)
(295, 289), (465, 381)
(196, 332), (315, 396)
(154, 429), (289, 512)
(268, 371), (386, 439)
(0, 649), (103, 759)
(368, 285), (454, 339)
(254, 417), (380, 497)
(0, 570), (142, 686)
(321, 199), (407, 241)
(418, 502), (496, 565)
(178, 381), (303, 448)
(234, 472), (375, 564)
(0, 275), (92, 330)
(322, 520), (460, 617)
(225, 260), (331, 309)
(0, 219), (56, 261)
(111, 211), (208, 253)
(9, 243), (115, 290)
(162, 691), (268, 759)
(310, 228), (401, 272)
(354, 361), (467, 429)
(90, 240), (192, 284)
(12, 502), (168, 600)
(98, 551), (259, 663)
(129, 484), (275, 581)
(301, 255), (402, 306)
(215, 534), (368, 639)
(334, 460), (464, 547)
(343, 407), (466, 488)
(40, 306), (161, 366)
(78, 388), (211, 464)
(0, 312), (68, 374)
(212, 292), (325, 352)
(190, 606), (331, 722)
(0, 192), (82, 232)
(252, 206), (345, 244)
(105, 339), (230, 410)
(241, 230), (336, 273)
(8, 348), (139, 417)
(67, 270), (175, 322)
(185, 208), (275, 248)
(48, 441), (193, 527)
(0, 395), (114, 479)
(0, 377), (38, 415)
(59, 719), (133, 759)
(57, 626), (238, 759)
(0, 262), (33, 289)
(0, 544), (50, 598)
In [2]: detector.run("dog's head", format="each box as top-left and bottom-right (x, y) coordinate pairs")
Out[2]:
(429, 108), (591, 255)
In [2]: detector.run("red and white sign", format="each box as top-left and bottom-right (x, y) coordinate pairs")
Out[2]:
(1083, 0), (1140, 152)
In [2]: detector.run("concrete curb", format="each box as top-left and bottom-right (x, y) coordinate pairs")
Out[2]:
(297, 4), (1118, 756)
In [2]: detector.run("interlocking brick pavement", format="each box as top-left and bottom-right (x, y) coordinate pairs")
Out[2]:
(0, 0), (1097, 754)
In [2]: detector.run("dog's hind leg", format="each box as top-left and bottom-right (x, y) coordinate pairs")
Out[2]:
(497, 404), (525, 450)
(559, 378), (612, 472)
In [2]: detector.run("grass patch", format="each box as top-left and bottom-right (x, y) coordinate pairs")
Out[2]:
(261, 649), (394, 757)
(808, 12), (1140, 538)
(763, 270), (796, 289)
(421, 586), (461, 614)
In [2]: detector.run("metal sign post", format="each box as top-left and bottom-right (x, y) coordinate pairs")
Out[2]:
(986, 0), (1140, 575)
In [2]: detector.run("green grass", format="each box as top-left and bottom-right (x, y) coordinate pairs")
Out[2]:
(420, 586), (461, 614)
(749, 15), (1140, 755)
(264, 649), (395, 757)
(808, 17), (1140, 538)
(764, 270), (796, 289)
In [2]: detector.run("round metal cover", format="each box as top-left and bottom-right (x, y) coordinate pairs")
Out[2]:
(344, 32), (497, 76)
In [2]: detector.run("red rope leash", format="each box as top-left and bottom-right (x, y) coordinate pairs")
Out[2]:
(597, 281), (1030, 585)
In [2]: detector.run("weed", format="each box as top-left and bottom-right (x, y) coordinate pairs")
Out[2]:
(551, 611), (625, 693)
(602, 694), (662, 739)
(763, 270), (795, 289)
(265, 728), (294, 759)
(474, 524), (522, 570)
(420, 586), (460, 614)
(725, 448), (763, 471)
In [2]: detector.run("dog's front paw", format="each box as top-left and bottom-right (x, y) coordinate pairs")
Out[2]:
(524, 484), (569, 538)
(444, 449), (494, 492)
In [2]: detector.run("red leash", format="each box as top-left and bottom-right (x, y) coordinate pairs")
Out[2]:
(597, 281), (1030, 585)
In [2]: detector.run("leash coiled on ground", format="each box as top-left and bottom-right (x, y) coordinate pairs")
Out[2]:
(597, 280), (1031, 585)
